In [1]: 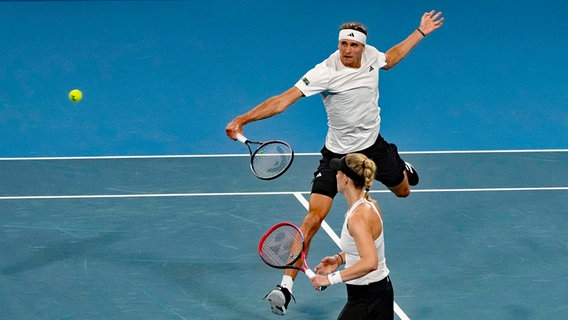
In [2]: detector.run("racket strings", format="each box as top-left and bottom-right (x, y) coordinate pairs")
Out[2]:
(260, 225), (303, 267)
(252, 142), (293, 178)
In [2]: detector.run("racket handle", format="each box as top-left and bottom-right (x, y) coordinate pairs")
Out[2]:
(305, 269), (327, 291)
(304, 269), (316, 279)
(236, 133), (248, 144)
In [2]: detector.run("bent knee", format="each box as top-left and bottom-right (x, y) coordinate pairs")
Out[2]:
(395, 189), (411, 198)
(391, 184), (411, 198)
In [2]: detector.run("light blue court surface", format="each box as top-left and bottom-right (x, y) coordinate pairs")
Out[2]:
(0, 151), (567, 319)
(0, 1), (567, 319)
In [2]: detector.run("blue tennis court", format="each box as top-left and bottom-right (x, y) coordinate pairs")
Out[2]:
(1, 151), (566, 319)
(1, 1), (567, 319)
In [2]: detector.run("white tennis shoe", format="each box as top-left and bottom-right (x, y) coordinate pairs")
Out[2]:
(264, 285), (294, 315)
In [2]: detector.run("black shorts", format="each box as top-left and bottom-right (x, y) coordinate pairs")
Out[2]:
(311, 135), (406, 198)
(337, 276), (394, 320)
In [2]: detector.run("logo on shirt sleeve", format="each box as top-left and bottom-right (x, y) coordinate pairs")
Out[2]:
(302, 77), (311, 86)
(369, 66), (375, 72)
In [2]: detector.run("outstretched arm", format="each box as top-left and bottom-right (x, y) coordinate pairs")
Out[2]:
(225, 86), (304, 140)
(383, 10), (444, 70)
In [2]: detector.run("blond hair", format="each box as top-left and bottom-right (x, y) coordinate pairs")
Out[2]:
(345, 153), (376, 200)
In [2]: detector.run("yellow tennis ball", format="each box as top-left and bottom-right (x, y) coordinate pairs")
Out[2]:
(69, 89), (83, 103)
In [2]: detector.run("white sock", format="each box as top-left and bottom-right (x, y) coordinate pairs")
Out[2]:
(280, 275), (294, 292)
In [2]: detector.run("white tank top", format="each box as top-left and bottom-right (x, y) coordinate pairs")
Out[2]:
(340, 198), (389, 285)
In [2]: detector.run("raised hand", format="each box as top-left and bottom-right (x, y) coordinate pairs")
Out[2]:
(419, 10), (444, 36)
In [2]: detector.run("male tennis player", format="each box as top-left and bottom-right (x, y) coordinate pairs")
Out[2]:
(226, 10), (444, 315)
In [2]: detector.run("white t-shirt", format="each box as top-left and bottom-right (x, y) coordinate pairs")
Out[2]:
(295, 45), (387, 154)
(340, 197), (389, 285)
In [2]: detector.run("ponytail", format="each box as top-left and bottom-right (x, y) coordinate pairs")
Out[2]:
(344, 153), (377, 199)
(362, 158), (375, 200)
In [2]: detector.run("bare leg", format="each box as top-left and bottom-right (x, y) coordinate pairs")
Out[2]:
(388, 170), (411, 198)
(283, 193), (333, 280)
(267, 193), (334, 315)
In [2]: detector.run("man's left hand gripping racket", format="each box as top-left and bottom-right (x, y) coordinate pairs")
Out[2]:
(258, 222), (316, 279)
(236, 133), (294, 180)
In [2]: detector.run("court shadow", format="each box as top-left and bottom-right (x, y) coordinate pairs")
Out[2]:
(0, 232), (123, 276)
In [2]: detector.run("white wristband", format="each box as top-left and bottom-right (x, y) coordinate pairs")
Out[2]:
(327, 271), (343, 285)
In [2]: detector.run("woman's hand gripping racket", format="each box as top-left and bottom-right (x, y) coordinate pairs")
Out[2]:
(259, 222), (316, 279)
(236, 133), (294, 180)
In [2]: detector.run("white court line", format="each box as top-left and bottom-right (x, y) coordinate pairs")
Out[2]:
(292, 193), (341, 246)
(2, 187), (566, 318)
(292, 193), (411, 320)
(0, 186), (567, 201)
(1, 151), (564, 319)
(0, 148), (567, 161)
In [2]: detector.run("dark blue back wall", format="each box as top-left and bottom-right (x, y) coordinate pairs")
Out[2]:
(1, 1), (566, 157)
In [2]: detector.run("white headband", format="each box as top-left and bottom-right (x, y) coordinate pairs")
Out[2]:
(338, 29), (367, 45)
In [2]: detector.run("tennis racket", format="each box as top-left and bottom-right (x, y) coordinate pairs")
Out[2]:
(258, 222), (316, 279)
(236, 133), (294, 180)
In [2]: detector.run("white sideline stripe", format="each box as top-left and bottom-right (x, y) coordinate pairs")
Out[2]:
(292, 193), (341, 247)
(0, 148), (567, 161)
(0, 186), (566, 201)
(292, 192), (411, 320)
(2, 187), (565, 319)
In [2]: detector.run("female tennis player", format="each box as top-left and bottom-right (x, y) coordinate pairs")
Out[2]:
(310, 153), (393, 319)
